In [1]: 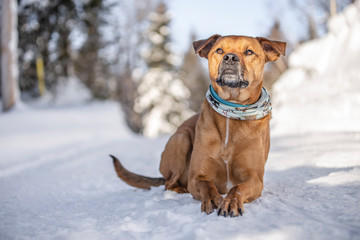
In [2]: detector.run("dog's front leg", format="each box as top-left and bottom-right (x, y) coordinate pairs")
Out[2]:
(218, 172), (263, 217)
(197, 179), (223, 214)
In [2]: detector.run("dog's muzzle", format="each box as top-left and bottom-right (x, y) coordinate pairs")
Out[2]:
(216, 53), (249, 88)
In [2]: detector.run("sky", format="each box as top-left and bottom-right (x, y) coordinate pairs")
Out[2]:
(168, 0), (308, 53)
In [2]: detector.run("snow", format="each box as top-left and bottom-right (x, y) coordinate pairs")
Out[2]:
(1, 100), (359, 240)
(1, 2), (360, 240)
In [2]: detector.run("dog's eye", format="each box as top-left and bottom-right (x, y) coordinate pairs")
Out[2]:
(245, 49), (254, 55)
(216, 48), (224, 54)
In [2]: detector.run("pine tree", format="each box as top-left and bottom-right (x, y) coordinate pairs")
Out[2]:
(17, 0), (77, 98)
(134, 2), (193, 137)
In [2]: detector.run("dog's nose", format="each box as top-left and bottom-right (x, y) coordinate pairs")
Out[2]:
(223, 53), (239, 65)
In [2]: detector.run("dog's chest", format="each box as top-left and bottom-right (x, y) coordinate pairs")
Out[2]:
(220, 117), (234, 191)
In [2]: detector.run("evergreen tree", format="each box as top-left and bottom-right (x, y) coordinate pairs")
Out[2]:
(134, 2), (193, 137)
(17, 0), (78, 98)
(17, 0), (112, 100)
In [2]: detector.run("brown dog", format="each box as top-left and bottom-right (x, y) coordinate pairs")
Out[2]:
(111, 34), (286, 217)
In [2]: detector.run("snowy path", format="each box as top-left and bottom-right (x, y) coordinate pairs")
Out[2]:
(1, 102), (360, 240)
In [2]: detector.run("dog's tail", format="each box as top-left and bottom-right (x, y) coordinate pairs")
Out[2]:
(110, 155), (165, 190)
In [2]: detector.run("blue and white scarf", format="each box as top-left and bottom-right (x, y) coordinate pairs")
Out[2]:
(206, 85), (272, 120)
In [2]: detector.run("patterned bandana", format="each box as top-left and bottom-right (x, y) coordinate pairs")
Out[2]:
(206, 85), (272, 120)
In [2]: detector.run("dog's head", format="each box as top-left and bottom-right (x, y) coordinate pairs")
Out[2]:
(193, 35), (286, 104)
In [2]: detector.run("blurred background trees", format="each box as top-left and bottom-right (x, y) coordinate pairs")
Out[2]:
(0, 0), (355, 136)
(133, 2), (193, 137)
(17, 0), (78, 98)
(74, 0), (112, 99)
(179, 33), (209, 113)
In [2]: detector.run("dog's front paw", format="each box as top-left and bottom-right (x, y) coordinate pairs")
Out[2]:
(201, 194), (223, 215)
(218, 192), (244, 217)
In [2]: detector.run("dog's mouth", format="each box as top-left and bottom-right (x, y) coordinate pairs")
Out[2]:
(216, 69), (249, 89)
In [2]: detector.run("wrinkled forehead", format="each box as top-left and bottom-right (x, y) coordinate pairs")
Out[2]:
(214, 36), (262, 51)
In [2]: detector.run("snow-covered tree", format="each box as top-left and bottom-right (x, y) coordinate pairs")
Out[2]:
(134, 2), (193, 137)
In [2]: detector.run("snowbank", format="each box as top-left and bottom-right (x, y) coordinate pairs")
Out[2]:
(272, 1), (360, 134)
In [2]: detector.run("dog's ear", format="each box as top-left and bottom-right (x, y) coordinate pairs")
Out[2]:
(193, 34), (221, 59)
(256, 37), (287, 62)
